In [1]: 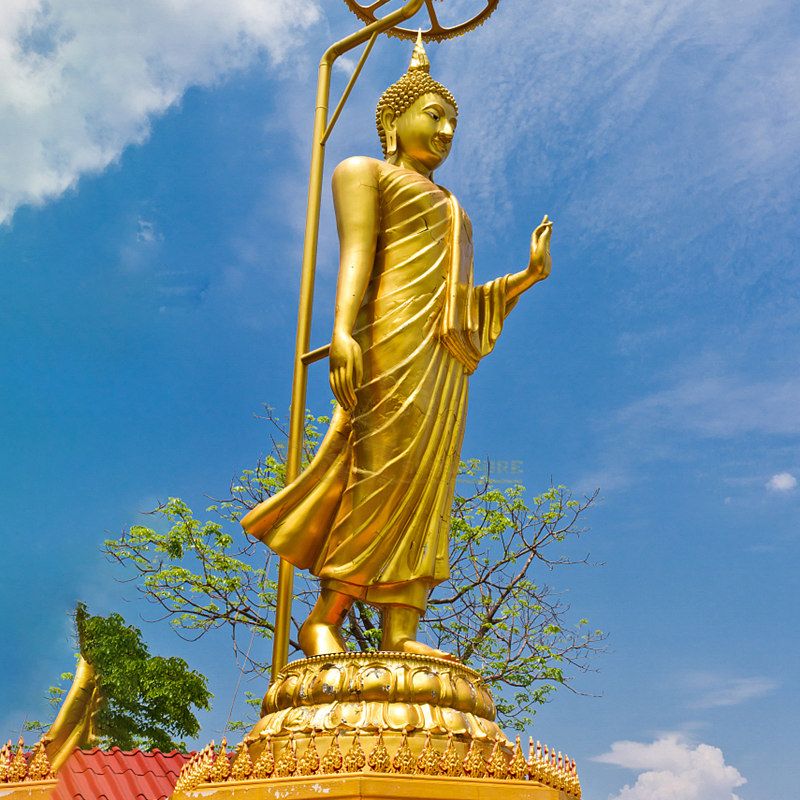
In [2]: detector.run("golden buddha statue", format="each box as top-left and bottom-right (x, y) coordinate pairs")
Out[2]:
(242, 34), (552, 660)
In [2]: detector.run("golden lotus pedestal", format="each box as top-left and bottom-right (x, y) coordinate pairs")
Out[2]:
(171, 653), (582, 799)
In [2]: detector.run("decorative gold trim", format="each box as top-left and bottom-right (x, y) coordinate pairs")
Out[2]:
(173, 727), (581, 799)
(0, 736), (55, 785)
(229, 741), (252, 781)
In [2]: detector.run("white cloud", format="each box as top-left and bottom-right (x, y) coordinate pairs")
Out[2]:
(439, 0), (800, 280)
(596, 734), (746, 800)
(618, 374), (800, 438)
(766, 472), (797, 492)
(0, 0), (320, 224)
(684, 672), (778, 708)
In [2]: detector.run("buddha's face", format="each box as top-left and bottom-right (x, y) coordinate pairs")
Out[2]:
(390, 92), (458, 170)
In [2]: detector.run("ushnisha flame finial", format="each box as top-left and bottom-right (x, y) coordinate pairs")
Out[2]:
(408, 29), (430, 73)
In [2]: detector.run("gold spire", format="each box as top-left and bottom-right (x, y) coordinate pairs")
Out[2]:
(408, 29), (430, 73)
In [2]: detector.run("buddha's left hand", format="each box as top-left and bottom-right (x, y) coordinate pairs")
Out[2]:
(527, 214), (553, 282)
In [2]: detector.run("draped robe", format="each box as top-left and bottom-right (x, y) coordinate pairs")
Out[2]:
(242, 161), (518, 611)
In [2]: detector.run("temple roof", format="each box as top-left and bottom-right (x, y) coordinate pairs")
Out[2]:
(51, 747), (190, 800)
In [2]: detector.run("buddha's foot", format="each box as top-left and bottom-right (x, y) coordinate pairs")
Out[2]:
(298, 621), (347, 657)
(396, 638), (458, 661)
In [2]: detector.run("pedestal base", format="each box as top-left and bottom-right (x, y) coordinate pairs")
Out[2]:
(253, 651), (501, 744)
(171, 654), (582, 798)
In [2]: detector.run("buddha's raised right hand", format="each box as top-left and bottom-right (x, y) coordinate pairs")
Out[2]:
(329, 329), (363, 412)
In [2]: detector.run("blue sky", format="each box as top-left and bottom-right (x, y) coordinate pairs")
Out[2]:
(1, 1), (798, 798)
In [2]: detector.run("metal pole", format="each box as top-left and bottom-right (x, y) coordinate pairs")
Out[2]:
(271, 0), (425, 683)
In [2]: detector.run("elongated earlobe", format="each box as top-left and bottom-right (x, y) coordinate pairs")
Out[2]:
(385, 127), (397, 156)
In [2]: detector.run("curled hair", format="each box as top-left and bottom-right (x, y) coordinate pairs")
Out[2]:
(375, 72), (458, 156)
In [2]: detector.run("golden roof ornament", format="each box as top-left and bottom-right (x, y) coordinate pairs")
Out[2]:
(391, 731), (416, 775)
(366, 729), (391, 773)
(343, 729), (366, 773)
(0, 740), (12, 782)
(557, 751), (566, 790)
(200, 742), (215, 784)
(26, 737), (53, 781)
(509, 736), (527, 781)
(439, 733), (462, 777)
(251, 734), (275, 779)
(320, 729), (343, 774)
(189, 751), (205, 789)
(461, 738), (487, 779)
(527, 737), (539, 781)
(547, 745), (558, 785)
(229, 741), (252, 781)
(173, 750), (194, 791)
(209, 738), (231, 782)
(415, 731), (439, 775)
(297, 732), (320, 776)
(487, 735), (509, 779)
(8, 737), (28, 783)
(274, 732), (297, 777)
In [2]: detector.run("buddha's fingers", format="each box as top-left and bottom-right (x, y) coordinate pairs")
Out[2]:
(346, 376), (357, 411)
(353, 347), (364, 387)
(330, 366), (345, 409)
(340, 363), (357, 411)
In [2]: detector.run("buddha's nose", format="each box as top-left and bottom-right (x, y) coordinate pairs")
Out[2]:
(440, 120), (455, 140)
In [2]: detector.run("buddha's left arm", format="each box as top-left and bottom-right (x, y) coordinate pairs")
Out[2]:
(504, 215), (553, 303)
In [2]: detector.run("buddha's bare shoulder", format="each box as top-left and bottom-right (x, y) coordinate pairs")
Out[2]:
(332, 156), (382, 189)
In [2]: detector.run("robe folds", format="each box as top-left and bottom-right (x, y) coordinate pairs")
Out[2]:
(242, 162), (517, 611)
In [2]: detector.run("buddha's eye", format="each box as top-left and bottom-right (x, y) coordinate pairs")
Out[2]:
(428, 112), (440, 121)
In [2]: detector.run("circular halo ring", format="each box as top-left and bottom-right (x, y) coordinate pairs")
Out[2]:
(343, 0), (500, 41)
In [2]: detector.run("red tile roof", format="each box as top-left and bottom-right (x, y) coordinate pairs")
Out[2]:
(52, 747), (190, 800)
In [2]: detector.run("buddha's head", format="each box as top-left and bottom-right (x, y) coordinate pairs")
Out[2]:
(376, 33), (458, 171)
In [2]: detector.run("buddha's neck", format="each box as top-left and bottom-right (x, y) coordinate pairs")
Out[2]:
(387, 153), (433, 180)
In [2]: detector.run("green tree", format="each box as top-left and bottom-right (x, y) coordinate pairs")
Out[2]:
(104, 408), (603, 730)
(27, 605), (212, 751)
